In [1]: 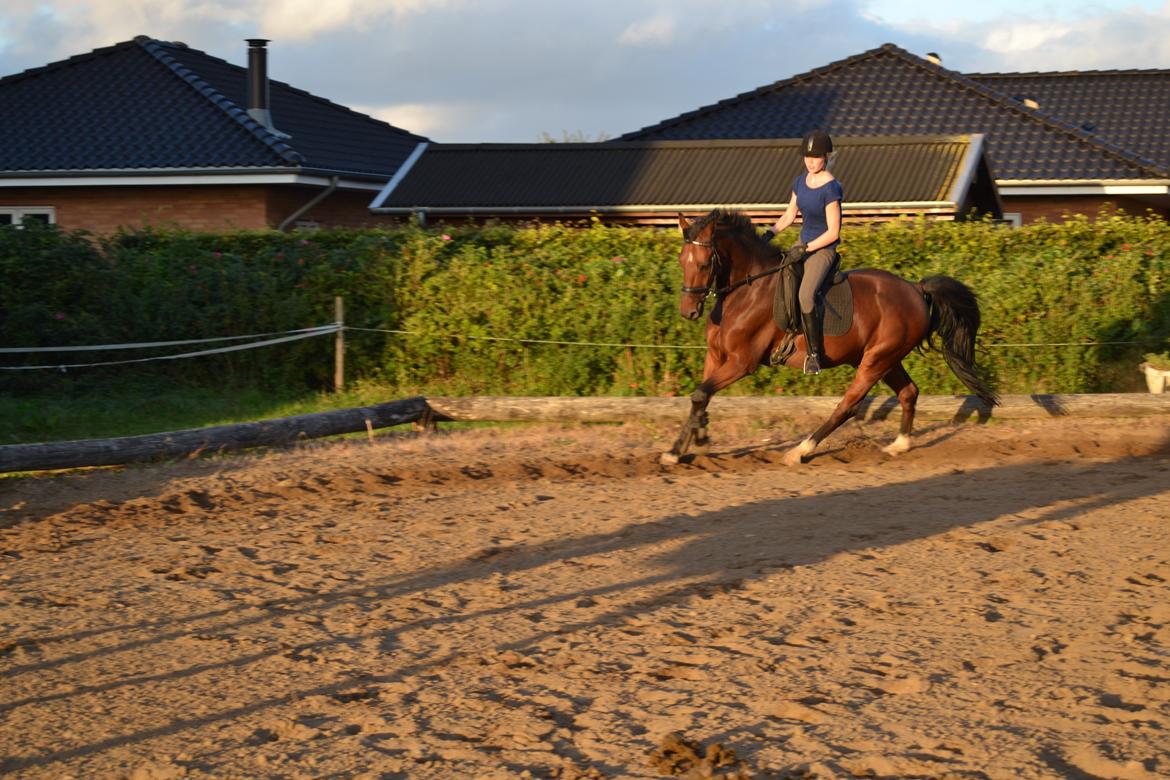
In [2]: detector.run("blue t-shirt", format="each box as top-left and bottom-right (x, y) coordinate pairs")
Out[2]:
(793, 174), (843, 248)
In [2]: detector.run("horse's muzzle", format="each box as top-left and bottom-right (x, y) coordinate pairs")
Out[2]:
(679, 298), (704, 320)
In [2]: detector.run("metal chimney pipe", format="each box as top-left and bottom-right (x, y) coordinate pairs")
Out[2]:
(244, 39), (290, 139)
(246, 39), (271, 121)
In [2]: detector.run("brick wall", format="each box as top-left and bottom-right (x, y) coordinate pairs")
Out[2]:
(0, 184), (397, 234)
(265, 187), (402, 229)
(6, 186), (1166, 233)
(1003, 195), (1170, 225)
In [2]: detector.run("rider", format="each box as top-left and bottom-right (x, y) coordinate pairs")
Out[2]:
(761, 130), (842, 375)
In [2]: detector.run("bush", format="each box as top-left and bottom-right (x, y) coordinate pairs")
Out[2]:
(2, 212), (1168, 397)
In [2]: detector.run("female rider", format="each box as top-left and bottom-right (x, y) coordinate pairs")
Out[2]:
(761, 130), (842, 375)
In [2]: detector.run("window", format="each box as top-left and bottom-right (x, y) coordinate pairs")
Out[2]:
(0, 207), (56, 227)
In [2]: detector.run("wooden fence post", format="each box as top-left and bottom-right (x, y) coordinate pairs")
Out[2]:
(334, 296), (345, 392)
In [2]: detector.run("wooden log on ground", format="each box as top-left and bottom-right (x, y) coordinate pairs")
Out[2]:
(0, 397), (429, 474)
(6, 393), (1167, 474)
(427, 393), (1170, 424)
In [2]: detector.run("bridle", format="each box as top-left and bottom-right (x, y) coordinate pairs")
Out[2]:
(679, 237), (721, 297)
(681, 233), (794, 300)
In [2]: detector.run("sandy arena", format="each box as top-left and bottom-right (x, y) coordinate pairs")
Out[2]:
(2, 414), (1169, 779)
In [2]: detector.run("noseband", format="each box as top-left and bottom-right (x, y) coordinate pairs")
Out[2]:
(680, 238), (720, 296)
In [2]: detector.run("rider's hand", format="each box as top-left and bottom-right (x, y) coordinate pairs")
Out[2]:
(785, 242), (808, 264)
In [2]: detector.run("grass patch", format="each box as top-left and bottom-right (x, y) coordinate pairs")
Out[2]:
(0, 379), (431, 445)
(0, 377), (567, 446)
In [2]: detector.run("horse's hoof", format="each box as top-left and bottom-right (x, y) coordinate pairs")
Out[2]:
(783, 438), (816, 466)
(660, 452), (680, 466)
(882, 434), (912, 456)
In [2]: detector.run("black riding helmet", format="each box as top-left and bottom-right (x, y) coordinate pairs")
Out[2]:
(801, 130), (833, 158)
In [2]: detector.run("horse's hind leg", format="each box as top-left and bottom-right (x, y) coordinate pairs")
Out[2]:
(881, 363), (919, 456)
(784, 361), (887, 466)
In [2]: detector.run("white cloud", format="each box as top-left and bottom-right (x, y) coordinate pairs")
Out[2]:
(253, 0), (456, 41)
(4, 1), (1170, 142)
(982, 21), (1075, 54)
(3, 0), (459, 55)
(618, 14), (676, 45)
(352, 101), (479, 138)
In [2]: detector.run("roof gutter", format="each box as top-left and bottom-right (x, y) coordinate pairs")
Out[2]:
(370, 201), (957, 215)
(0, 171), (386, 189)
(998, 182), (1170, 195)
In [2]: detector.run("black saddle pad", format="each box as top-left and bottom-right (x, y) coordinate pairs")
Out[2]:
(772, 265), (854, 336)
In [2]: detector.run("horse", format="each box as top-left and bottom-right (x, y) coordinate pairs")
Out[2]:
(662, 209), (998, 466)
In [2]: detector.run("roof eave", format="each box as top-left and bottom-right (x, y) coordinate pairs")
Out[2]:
(998, 181), (1170, 195)
(0, 168), (389, 190)
(370, 202), (960, 215)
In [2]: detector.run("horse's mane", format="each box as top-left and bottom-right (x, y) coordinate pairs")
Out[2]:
(686, 208), (777, 258)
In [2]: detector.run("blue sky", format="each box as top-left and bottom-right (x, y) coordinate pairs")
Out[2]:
(1, 1), (1168, 142)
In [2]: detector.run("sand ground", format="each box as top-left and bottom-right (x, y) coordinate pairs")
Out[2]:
(2, 414), (1169, 779)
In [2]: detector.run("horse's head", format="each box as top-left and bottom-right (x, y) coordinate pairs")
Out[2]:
(677, 214), (719, 320)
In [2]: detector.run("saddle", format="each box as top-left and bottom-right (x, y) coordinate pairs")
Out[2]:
(770, 258), (854, 366)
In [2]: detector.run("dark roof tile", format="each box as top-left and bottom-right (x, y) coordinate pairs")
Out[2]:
(0, 37), (427, 178)
(375, 136), (995, 216)
(619, 44), (1168, 182)
(969, 69), (1170, 173)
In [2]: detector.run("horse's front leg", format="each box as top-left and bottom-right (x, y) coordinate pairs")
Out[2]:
(661, 388), (712, 465)
(661, 351), (753, 465)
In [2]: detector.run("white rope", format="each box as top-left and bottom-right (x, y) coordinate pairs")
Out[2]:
(346, 326), (1165, 352)
(0, 325), (338, 353)
(1, 325), (339, 371)
(3, 322), (1163, 372)
(344, 326), (708, 350)
(985, 339), (1161, 348)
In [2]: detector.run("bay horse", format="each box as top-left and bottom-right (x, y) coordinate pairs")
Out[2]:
(662, 209), (998, 466)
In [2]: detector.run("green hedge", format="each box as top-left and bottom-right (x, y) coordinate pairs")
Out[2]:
(2, 213), (1168, 397)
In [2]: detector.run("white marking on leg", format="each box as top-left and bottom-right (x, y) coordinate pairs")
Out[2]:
(883, 434), (912, 456)
(660, 452), (680, 466)
(783, 437), (817, 466)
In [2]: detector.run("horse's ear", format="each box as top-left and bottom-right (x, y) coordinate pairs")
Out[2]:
(678, 213), (691, 233)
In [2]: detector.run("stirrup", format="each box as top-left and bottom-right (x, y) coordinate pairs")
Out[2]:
(803, 354), (821, 375)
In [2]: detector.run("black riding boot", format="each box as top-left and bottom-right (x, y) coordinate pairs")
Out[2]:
(801, 304), (826, 375)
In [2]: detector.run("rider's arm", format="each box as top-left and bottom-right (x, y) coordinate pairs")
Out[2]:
(770, 191), (799, 233)
(804, 198), (840, 252)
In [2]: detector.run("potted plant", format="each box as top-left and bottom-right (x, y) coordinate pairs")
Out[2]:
(1140, 351), (1170, 394)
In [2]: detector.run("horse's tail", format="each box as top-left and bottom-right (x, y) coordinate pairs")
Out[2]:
(919, 275), (1000, 407)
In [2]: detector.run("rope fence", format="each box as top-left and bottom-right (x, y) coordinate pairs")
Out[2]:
(0, 325), (339, 371)
(2, 322), (1167, 372)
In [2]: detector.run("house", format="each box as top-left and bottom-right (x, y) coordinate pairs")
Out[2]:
(619, 44), (1170, 225)
(0, 37), (427, 234)
(370, 135), (1000, 226)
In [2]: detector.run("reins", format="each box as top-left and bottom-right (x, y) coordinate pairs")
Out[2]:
(682, 236), (798, 300)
